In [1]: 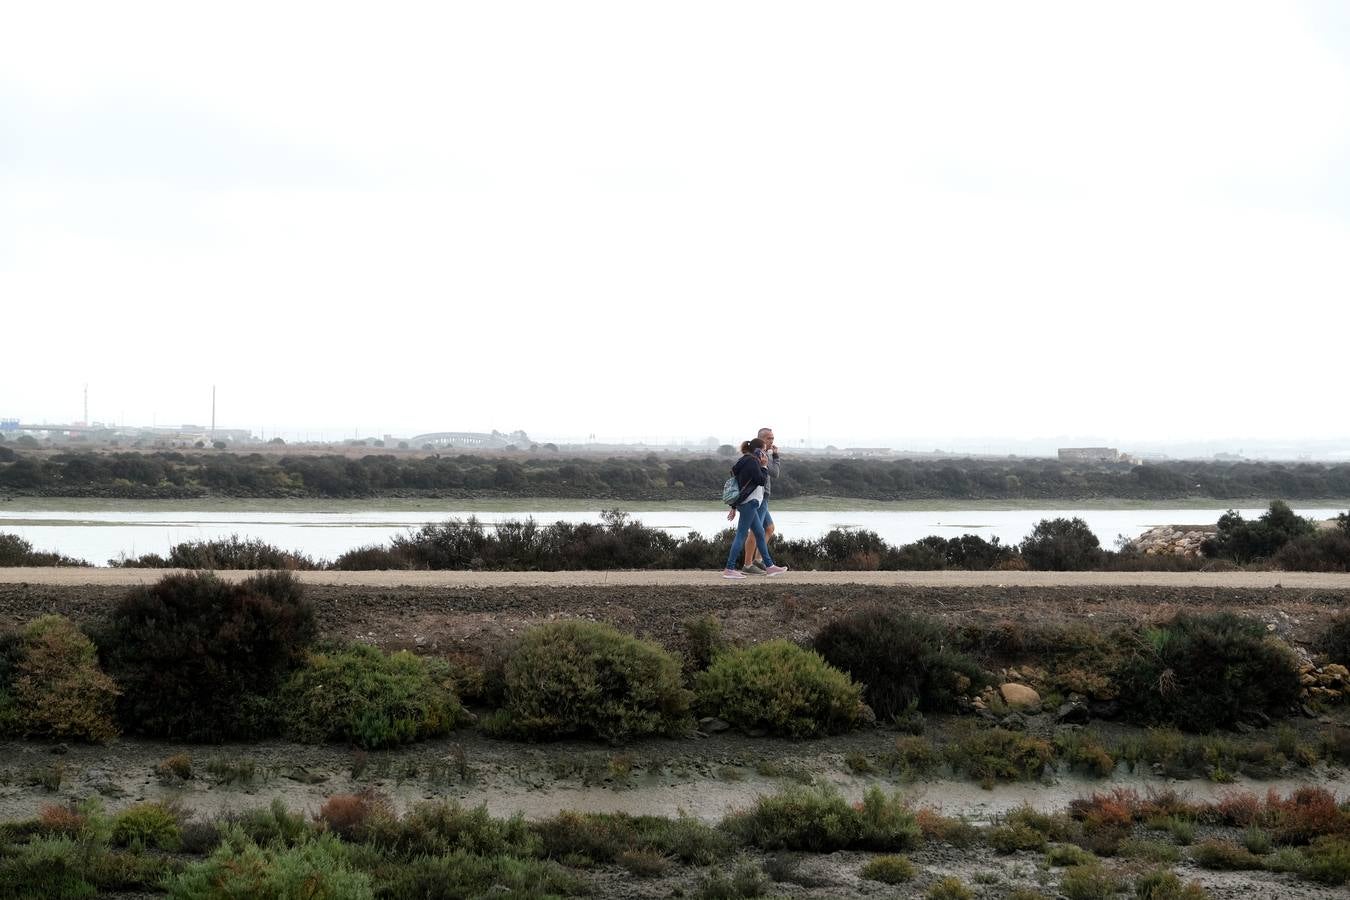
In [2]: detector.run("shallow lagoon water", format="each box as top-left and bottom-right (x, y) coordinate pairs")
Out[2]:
(1, 506), (1343, 566)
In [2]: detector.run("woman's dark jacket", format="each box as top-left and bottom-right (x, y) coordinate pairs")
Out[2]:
(730, 454), (768, 509)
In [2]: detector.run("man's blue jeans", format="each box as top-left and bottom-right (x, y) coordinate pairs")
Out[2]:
(726, 499), (775, 570)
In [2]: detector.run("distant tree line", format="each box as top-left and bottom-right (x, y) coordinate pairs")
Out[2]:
(2, 447), (1350, 501)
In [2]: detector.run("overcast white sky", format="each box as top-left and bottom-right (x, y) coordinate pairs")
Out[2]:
(3, 1), (1349, 448)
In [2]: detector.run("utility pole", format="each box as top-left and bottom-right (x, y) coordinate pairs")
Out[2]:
(83, 383), (88, 425)
(211, 386), (216, 443)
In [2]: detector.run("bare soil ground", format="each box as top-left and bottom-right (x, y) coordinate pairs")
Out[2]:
(2, 575), (1348, 898)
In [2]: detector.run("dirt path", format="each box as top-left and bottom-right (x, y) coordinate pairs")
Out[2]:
(4, 567), (1350, 588)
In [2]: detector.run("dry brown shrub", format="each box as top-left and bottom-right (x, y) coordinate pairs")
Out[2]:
(317, 788), (393, 840)
(38, 803), (86, 836)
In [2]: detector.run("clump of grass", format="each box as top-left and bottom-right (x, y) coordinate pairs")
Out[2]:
(204, 756), (257, 786)
(1191, 839), (1264, 870)
(1056, 730), (1116, 777)
(1145, 815), (1195, 845)
(110, 803), (181, 851)
(887, 735), (943, 780)
(1242, 826), (1273, 856)
(721, 785), (919, 852)
(1301, 835), (1350, 885)
(1046, 844), (1097, 867)
(926, 875), (975, 900)
(946, 728), (1054, 787)
(988, 823), (1047, 854)
(861, 853), (915, 884)
(1117, 837), (1181, 864)
(694, 860), (769, 899)
(533, 810), (727, 867)
(618, 848), (671, 877)
(1060, 863), (1123, 900)
(1134, 869), (1213, 899)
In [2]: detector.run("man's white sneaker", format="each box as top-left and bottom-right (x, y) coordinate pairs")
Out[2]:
(763, 565), (788, 576)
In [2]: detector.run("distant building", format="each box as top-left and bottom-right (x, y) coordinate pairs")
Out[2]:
(1058, 447), (1121, 463)
(843, 447), (892, 458)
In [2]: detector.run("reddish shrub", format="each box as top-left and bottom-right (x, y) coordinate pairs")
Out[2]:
(317, 789), (392, 840)
(1069, 788), (1142, 829)
(1213, 791), (1262, 827)
(38, 803), (86, 836)
(1263, 787), (1347, 845)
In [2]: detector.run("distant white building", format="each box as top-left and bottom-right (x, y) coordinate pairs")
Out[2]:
(1058, 447), (1120, 463)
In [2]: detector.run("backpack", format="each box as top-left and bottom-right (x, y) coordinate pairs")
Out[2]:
(721, 475), (740, 505)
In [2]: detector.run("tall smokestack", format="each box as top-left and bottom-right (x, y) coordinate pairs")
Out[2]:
(211, 385), (216, 442)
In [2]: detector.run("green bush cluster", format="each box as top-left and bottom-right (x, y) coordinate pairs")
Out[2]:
(97, 571), (316, 742)
(1114, 612), (1301, 732)
(696, 640), (864, 737)
(1203, 501), (1317, 564)
(488, 620), (691, 742)
(0, 615), (119, 742)
(814, 607), (984, 717)
(278, 643), (466, 749)
(722, 785), (920, 852)
(112, 534), (318, 570)
(0, 533), (90, 567)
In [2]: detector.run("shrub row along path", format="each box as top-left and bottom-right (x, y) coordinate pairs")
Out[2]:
(4, 566), (1350, 588)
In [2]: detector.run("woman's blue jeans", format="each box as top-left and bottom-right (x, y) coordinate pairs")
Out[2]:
(726, 499), (775, 570)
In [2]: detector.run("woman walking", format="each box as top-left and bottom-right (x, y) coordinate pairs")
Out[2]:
(722, 439), (788, 579)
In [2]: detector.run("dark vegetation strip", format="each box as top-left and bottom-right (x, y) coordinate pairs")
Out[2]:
(7, 500), (1348, 572)
(4, 444), (1350, 501)
(0, 783), (1346, 896)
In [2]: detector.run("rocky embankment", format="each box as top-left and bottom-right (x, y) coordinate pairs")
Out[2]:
(1128, 524), (1217, 557)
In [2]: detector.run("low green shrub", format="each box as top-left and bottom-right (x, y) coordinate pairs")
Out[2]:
(1133, 869), (1211, 899)
(491, 621), (691, 742)
(8, 615), (119, 742)
(1117, 837), (1181, 863)
(682, 615), (729, 676)
(926, 876), (975, 900)
(278, 643), (465, 749)
(1047, 844), (1097, 867)
(364, 801), (536, 859)
(693, 861), (770, 900)
(696, 640), (864, 738)
(222, 799), (312, 849)
(1302, 835), (1350, 885)
(111, 803), (180, 851)
(166, 833), (372, 899)
(533, 810), (728, 866)
(989, 823), (1047, 854)
(617, 848), (671, 877)
(1114, 612), (1301, 732)
(113, 535), (319, 570)
(861, 853), (915, 884)
(0, 835), (173, 898)
(1060, 863), (1123, 900)
(813, 607), (986, 717)
(1191, 839), (1264, 870)
(720, 785), (919, 852)
(372, 851), (589, 898)
(889, 735), (943, 779)
(947, 728), (1054, 785)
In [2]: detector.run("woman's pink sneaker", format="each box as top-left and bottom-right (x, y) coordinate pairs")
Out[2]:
(764, 565), (788, 576)
(722, 568), (747, 579)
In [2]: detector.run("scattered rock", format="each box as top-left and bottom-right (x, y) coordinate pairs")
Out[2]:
(699, 717), (730, 734)
(1056, 701), (1091, 725)
(999, 683), (1041, 710)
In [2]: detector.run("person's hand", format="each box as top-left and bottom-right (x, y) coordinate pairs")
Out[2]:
(726, 509), (736, 521)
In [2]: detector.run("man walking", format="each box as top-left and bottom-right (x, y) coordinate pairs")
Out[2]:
(742, 426), (779, 574)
